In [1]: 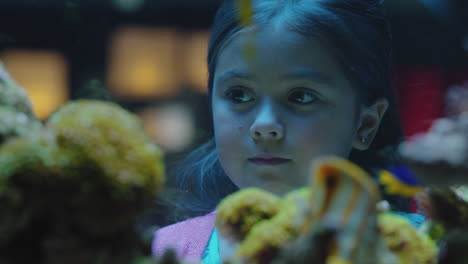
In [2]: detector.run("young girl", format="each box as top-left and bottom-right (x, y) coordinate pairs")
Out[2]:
(153, 0), (404, 262)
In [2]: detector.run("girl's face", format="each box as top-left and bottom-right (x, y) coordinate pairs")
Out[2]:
(212, 24), (366, 195)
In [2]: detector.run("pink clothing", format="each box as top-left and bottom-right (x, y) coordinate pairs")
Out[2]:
(152, 211), (217, 261)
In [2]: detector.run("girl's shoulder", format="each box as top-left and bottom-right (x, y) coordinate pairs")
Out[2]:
(152, 211), (217, 261)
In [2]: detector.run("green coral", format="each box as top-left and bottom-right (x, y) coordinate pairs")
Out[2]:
(0, 107), (42, 143)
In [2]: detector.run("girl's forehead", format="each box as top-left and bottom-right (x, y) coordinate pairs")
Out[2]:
(215, 25), (349, 84)
(224, 23), (307, 50)
(213, 24), (362, 103)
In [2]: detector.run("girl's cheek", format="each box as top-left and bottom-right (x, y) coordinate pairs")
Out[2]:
(214, 104), (244, 125)
(214, 110), (245, 138)
(292, 117), (339, 153)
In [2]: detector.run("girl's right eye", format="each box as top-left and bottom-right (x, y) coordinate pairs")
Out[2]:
(225, 87), (254, 104)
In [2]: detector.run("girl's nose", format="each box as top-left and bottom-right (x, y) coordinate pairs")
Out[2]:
(249, 102), (284, 141)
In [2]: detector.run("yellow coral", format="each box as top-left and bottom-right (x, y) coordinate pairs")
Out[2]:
(216, 188), (280, 240)
(0, 97), (166, 260)
(378, 213), (438, 264)
(235, 220), (292, 264)
(218, 158), (439, 264)
(327, 256), (352, 264)
(220, 188), (309, 264)
(272, 188), (310, 234)
(0, 131), (62, 184)
(46, 100), (165, 196)
(237, 0), (253, 27)
(1, 100), (166, 238)
(0, 131), (70, 242)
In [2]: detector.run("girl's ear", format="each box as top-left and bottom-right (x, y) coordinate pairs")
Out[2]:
(353, 98), (389, 150)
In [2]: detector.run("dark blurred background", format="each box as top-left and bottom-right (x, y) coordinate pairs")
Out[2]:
(0, 0), (467, 155)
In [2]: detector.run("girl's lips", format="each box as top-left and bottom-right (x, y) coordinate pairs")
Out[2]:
(248, 158), (291, 166)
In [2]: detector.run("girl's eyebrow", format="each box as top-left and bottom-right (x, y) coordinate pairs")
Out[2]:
(216, 70), (254, 83)
(216, 68), (333, 85)
(281, 68), (333, 84)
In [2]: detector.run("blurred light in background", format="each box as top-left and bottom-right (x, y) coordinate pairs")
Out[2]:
(0, 49), (69, 120)
(138, 103), (195, 152)
(107, 27), (180, 99)
(182, 31), (209, 93)
(112, 0), (145, 13)
(463, 35), (468, 52)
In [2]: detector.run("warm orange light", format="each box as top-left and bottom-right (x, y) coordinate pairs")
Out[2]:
(0, 49), (69, 120)
(107, 27), (180, 99)
(182, 31), (209, 93)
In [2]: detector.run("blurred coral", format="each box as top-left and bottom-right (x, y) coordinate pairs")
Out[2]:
(401, 116), (468, 167)
(398, 82), (468, 263)
(231, 189), (309, 264)
(236, 220), (293, 264)
(216, 158), (440, 264)
(0, 62), (42, 144)
(216, 188), (280, 241)
(400, 82), (468, 186)
(0, 99), (165, 264)
(47, 100), (165, 198)
(445, 82), (468, 117)
(274, 188), (310, 234)
(378, 213), (438, 264)
(0, 106), (42, 143)
(0, 61), (36, 117)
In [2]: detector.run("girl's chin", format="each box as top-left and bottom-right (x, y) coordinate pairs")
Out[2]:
(242, 180), (298, 196)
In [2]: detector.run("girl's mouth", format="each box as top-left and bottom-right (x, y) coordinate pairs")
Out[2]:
(248, 157), (291, 166)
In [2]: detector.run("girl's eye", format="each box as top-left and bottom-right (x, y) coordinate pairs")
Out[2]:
(225, 87), (254, 104)
(288, 90), (318, 105)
